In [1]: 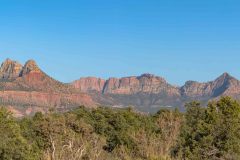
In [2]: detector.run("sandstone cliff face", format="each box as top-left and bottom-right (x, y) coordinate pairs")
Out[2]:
(181, 73), (240, 98)
(72, 72), (240, 112)
(72, 74), (182, 111)
(0, 59), (96, 116)
(20, 59), (41, 76)
(72, 73), (240, 99)
(0, 91), (94, 110)
(0, 59), (41, 81)
(0, 90), (95, 117)
(0, 59), (23, 80)
(72, 77), (106, 93)
(102, 74), (180, 96)
(73, 74), (180, 96)
(2, 58), (240, 115)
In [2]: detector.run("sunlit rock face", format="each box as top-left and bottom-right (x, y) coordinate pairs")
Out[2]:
(0, 59), (96, 117)
(72, 77), (106, 93)
(72, 72), (240, 112)
(20, 59), (41, 76)
(73, 74), (180, 96)
(2, 58), (240, 116)
(0, 59), (23, 80)
(102, 74), (180, 96)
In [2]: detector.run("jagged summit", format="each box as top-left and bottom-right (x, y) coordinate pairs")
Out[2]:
(1, 58), (240, 114)
(20, 59), (41, 76)
(3, 58), (13, 64)
(0, 59), (42, 80)
(0, 59), (95, 117)
(183, 72), (233, 85)
(214, 72), (234, 82)
(181, 72), (240, 98)
(0, 59), (73, 93)
(0, 58), (23, 80)
(24, 59), (39, 69)
(221, 72), (231, 77)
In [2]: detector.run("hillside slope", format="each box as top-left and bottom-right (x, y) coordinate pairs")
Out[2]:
(0, 59), (95, 117)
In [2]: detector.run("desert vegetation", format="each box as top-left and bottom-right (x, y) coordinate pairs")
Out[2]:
(0, 97), (240, 160)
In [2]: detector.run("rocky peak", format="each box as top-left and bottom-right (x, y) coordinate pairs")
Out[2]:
(211, 72), (240, 97)
(221, 72), (231, 78)
(0, 58), (23, 80)
(181, 72), (240, 98)
(138, 73), (167, 83)
(139, 73), (155, 78)
(20, 60), (41, 76)
(213, 72), (233, 84)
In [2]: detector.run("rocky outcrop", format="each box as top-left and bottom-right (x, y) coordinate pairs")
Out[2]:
(102, 74), (180, 96)
(73, 74), (180, 96)
(0, 59), (42, 80)
(0, 59), (23, 80)
(0, 59), (96, 116)
(72, 77), (106, 93)
(2, 58), (240, 115)
(0, 59), (75, 93)
(181, 73), (240, 98)
(20, 59), (41, 76)
(72, 72), (240, 111)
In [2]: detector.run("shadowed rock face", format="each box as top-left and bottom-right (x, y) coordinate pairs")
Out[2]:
(180, 73), (240, 98)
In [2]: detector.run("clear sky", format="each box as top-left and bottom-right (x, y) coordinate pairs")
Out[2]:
(0, 0), (240, 85)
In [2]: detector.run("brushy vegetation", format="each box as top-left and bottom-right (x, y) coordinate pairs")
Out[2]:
(1, 97), (240, 160)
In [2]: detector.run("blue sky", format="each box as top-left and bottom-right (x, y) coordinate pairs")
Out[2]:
(0, 0), (240, 85)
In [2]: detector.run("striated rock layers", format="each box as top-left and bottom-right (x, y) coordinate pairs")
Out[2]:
(0, 59), (95, 117)
(0, 58), (23, 80)
(1, 58), (240, 115)
(180, 73), (240, 98)
(73, 74), (180, 96)
(73, 73), (240, 112)
(72, 77), (106, 93)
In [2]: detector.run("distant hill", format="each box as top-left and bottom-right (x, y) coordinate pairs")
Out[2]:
(0, 59), (95, 117)
(1, 58), (240, 116)
(72, 72), (240, 112)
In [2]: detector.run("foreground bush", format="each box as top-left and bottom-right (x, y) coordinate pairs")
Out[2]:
(173, 97), (240, 160)
(0, 108), (37, 160)
(2, 97), (240, 159)
(17, 106), (182, 160)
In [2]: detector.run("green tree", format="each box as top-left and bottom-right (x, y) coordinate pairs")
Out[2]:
(0, 107), (35, 160)
(174, 97), (240, 160)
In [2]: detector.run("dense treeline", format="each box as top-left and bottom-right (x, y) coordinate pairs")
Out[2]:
(173, 97), (240, 160)
(1, 97), (240, 160)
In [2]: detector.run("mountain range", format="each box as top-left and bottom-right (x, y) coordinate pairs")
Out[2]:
(1, 58), (239, 117)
